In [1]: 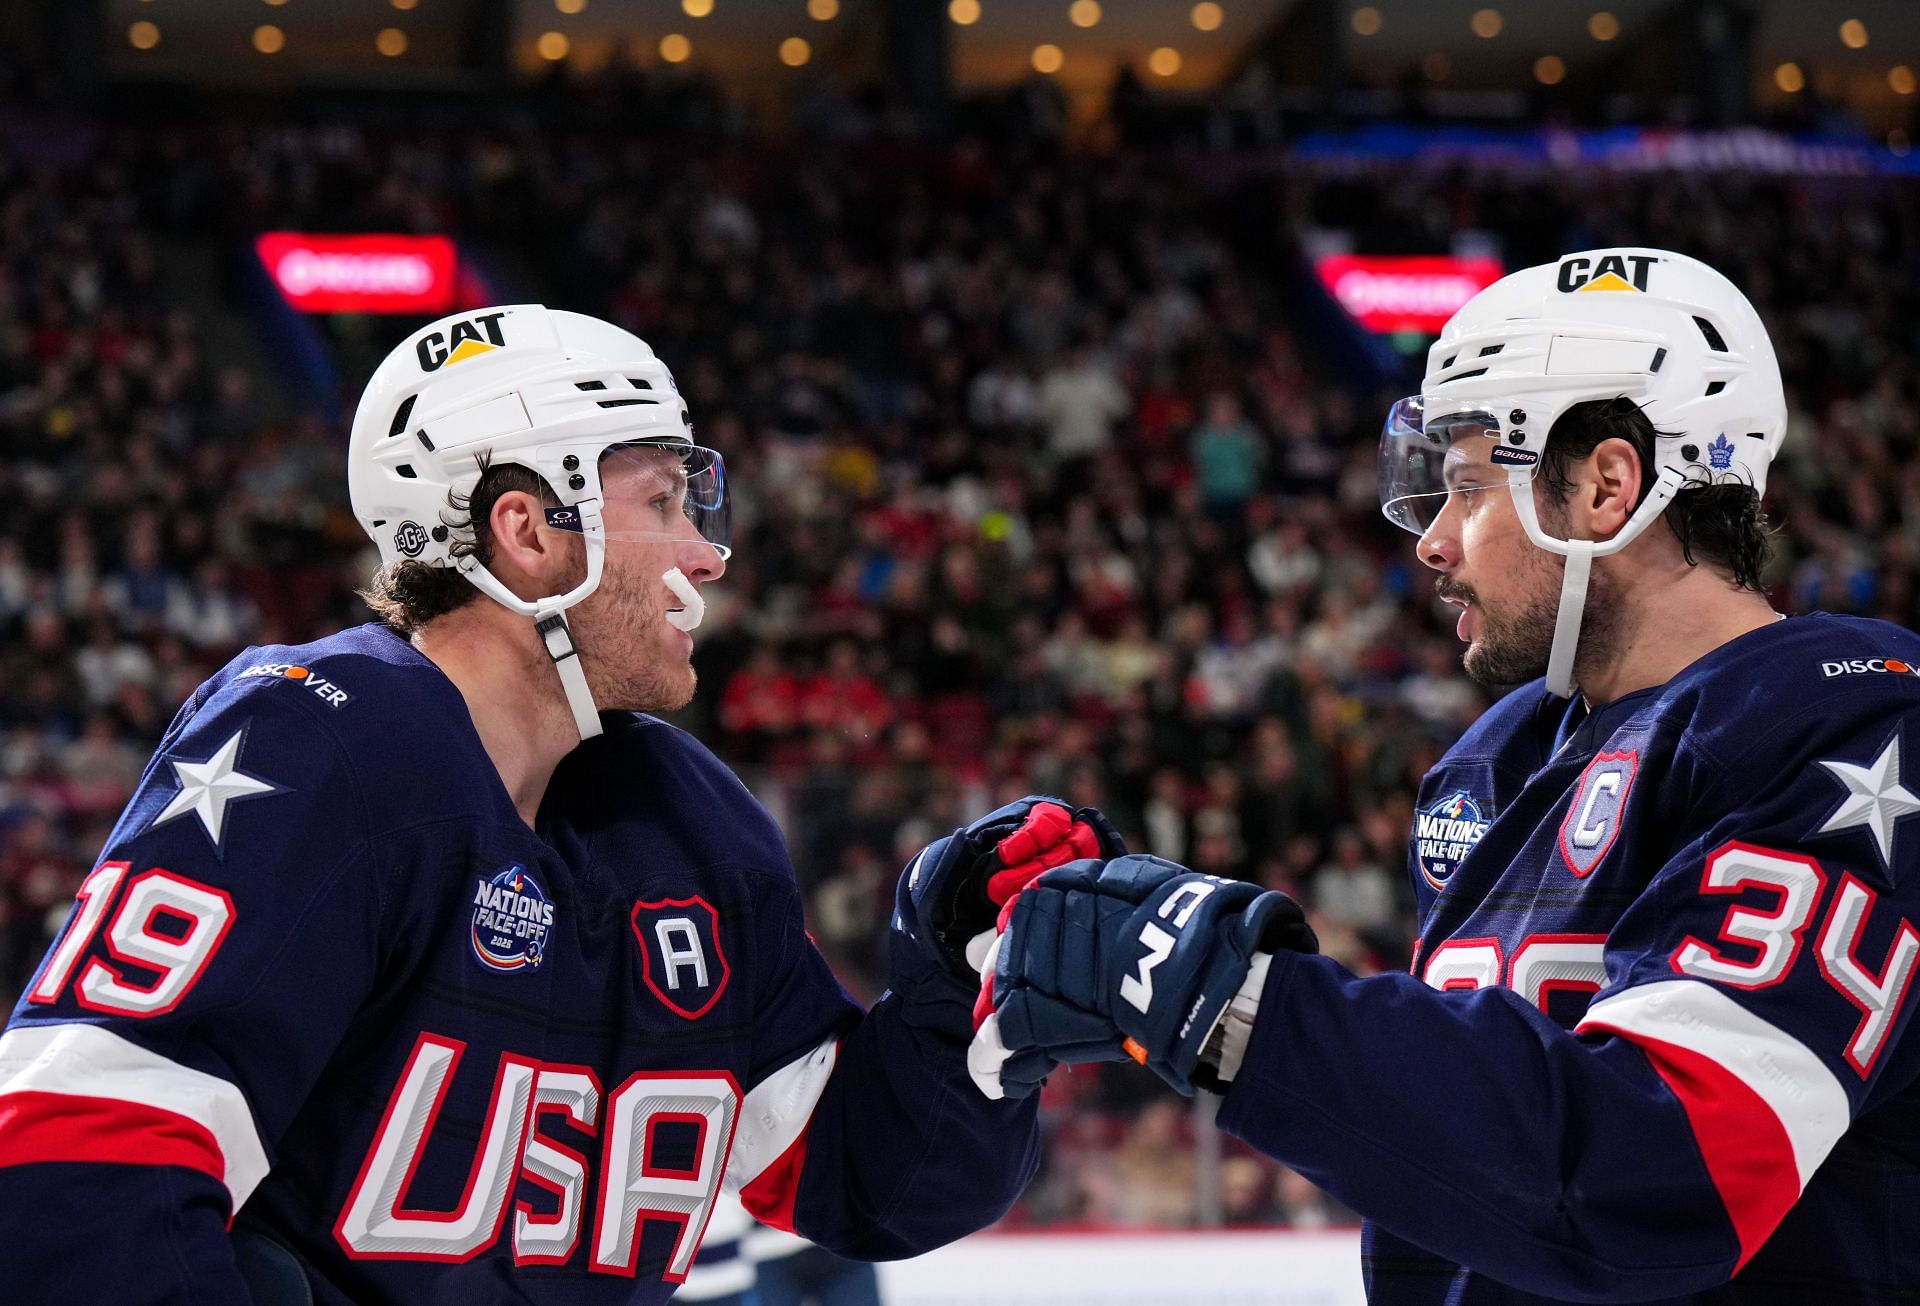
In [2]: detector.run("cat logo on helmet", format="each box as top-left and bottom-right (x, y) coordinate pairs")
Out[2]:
(1556, 253), (1659, 294)
(393, 520), (429, 557)
(415, 311), (507, 372)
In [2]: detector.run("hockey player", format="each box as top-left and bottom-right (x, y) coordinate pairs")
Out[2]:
(0, 306), (1120, 1303)
(970, 249), (1920, 1301)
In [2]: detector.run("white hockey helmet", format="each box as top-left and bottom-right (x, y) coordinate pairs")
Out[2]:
(1377, 248), (1786, 696)
(348, 305), (730, 738)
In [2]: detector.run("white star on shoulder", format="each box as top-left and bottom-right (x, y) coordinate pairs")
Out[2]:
(1818, 732), (1920, 868)
(150, 728), (282, 851)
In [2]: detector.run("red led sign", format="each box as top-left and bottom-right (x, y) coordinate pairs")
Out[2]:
(1315, 255), (1505, 334)
(256, 233), (459, 314)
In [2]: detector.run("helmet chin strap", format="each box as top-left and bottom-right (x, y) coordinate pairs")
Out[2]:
(1543, 543), (1596, 699)
(1508, 465), (1688, 699)
(458, 499), (610, 742)
(532, 609), (604, 740)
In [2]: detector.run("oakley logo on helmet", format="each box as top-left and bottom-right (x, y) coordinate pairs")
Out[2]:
(393, 520), (429, 557)
(415, 311), (507, 372)
(543, 507), (583, 533)
(1557, 253), (1658, 294)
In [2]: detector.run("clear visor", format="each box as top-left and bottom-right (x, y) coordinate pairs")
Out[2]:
(1377, 396), (1531, 535)
(557, 442), (731, 559)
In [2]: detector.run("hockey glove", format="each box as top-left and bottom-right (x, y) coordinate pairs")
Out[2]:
(889, 798), (1126, 1041)
(970, 855), (1316, 1098)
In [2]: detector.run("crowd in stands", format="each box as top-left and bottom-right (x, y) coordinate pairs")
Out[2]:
(3, 93), (1919, 1229)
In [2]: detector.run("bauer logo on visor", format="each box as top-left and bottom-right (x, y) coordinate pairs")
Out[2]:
(1556, 253), (1658, 294)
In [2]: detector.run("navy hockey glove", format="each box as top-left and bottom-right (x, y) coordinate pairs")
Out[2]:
(970, 855), (1316, 1097)
(889, 798), (1126, 1041)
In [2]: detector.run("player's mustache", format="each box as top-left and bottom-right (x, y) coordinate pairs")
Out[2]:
(1436, 578), (1478, 606)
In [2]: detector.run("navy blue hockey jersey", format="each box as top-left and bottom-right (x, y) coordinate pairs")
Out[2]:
(1218, 613), (1920, 1304)
(0, 625), (1036, 1303)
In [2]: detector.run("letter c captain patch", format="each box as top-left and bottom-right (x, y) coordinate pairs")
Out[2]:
(1560, 750), (1639, 878)
(632, 896), (730, 1020)
(471, 864), (554, 972)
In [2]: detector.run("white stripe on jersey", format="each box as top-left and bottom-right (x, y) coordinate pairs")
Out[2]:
(725, 1037), (837, 1193)
(744, 1223), (811, 1262)
(676, 1257), (755, 1300)
(677, 1189), (756, 1299)
(1578, 979), (1849, 1186)
(0, 1023), (272, 1207)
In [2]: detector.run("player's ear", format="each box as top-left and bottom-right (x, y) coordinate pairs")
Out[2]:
(485, 489), (577, 597)
(1578, 437), (1644, 539)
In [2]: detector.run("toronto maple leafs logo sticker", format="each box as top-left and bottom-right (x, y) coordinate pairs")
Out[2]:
(471, 864), (554, 972)
(1706, 433), (1736, 471)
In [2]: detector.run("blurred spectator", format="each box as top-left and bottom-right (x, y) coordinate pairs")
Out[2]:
(1191, 391), (1266, 515)
(1312, 826), (1397, 934)
(1274, 1165), (1353, 1229)
(1082, 1099), (1197, 1227)
(1038, 343), (1130, 466)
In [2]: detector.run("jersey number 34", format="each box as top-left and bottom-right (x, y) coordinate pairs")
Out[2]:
(1422, 840), (1920, 1079)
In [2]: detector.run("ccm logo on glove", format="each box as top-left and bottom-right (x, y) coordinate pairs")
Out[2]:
(1120, 879), (1220, 1015)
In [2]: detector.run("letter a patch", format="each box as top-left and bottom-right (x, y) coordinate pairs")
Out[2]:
(632, 896), (731, 1020)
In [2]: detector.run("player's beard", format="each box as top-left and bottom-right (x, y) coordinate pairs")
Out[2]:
(1446, 521), (1622, 692)
(1453, 572), (1561, 688)
(569, 553), (699, 715)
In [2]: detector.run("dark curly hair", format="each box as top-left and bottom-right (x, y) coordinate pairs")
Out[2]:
(359, 455), (557, 635)
(1537, 398), (1772, 592)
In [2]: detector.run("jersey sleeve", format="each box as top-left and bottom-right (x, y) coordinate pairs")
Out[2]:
(0, 682), (385, 1303)
(722, 869), (1039, 1260)
(1216, 703), (1920, 1301)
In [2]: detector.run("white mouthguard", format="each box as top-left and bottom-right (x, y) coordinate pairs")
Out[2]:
(662, 567), (704, 632)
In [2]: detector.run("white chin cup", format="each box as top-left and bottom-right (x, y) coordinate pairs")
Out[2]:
(662, 567), (704, 632)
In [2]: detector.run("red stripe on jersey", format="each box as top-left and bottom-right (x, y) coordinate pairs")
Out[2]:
(1586, 1022), (1799, 1270)
(738, 1126), (810, 1234)
(0, 1089), (229, 1199)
